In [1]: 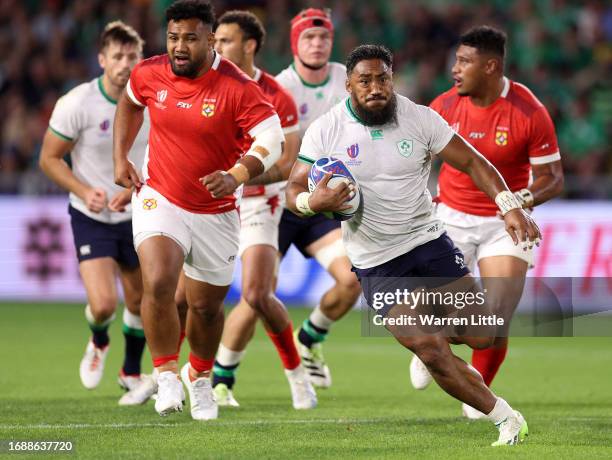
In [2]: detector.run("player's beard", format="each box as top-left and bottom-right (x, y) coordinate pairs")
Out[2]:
(354, 93), (398, 127)
(170, 55), (205, 78)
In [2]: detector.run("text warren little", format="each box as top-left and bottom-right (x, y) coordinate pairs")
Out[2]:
(372, 314), (505, 327)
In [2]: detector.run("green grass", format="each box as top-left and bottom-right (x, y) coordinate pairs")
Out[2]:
(1, 303), (611, 459)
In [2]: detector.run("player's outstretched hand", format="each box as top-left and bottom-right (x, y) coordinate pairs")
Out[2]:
(201, 171), (239, 198)
(84, 187), (107, 214)
(114, 159), (142, 190)
(503, 208), (542, 250)
(309, 172), (354, 213)
(108, 188), (133, 213)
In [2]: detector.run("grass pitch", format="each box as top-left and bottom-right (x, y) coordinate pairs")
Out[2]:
(1, 303), (611, 459)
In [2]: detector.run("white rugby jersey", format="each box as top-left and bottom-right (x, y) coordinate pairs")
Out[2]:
(276, 62), (347, 138)
(298, 95), (455, 269)
(49, 77), (148, 224)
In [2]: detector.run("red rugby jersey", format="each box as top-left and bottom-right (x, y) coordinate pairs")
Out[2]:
(430, 77), (560, 216)
(126, 52), (277, 213)
(242, 68), (299, 198)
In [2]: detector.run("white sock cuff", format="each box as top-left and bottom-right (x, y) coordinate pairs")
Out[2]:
(216, 344), (245, 367)
(309, 305), (334, 330)
(486, 397), (514, 425)
(122, 308), (143, 330)
(85, 304), (115, 327)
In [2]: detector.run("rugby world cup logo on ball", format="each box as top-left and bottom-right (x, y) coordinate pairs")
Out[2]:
(308, 157), (362, 221)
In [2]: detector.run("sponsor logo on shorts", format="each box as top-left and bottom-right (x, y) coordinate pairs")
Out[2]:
(143, 198), (157, 210)
(228, 255), (236, 262)
(455, 254), (466, 269)
(427, 223), (439, 233)
(202, 103), (215, 117)
(80, 244), (91, 256)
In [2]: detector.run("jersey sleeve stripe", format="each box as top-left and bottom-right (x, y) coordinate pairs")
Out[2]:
(529, 151), (561, 165)
(297, 154), (315, 165)
(48, 126), (74, 142)
(126, 79), (145, 107)
(282, 124), (300, 135)
(248, 114), (281, 138)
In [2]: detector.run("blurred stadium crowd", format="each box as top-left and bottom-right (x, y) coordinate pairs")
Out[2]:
(0, 0), (609, 197)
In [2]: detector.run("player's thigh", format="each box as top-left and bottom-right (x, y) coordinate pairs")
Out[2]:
(478, 255), (528, 317)
(435, 203), (478, 272)
(79, 257), (119, 313)
(476, 220), (533, 271)
(238, 195), (282, 258)
(132, 185), (190, 294)
(303, 221), (345, 271)
(184, 210), (240, 288)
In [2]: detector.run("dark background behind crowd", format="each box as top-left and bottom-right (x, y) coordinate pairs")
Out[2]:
(0, 0), (610, 198)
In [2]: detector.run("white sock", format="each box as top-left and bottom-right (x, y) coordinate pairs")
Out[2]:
(216, 344), (245, 367)
(309, 305), (334, 331)
(122, 308), (143, 330)
(486, 397), (514, 425)
(85, 304), (115, 328)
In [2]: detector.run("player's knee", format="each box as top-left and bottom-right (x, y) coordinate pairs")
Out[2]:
(242, 283), (273, 313)
(144, 277), (175, 304)
(468, 336), (495, 350)
(410, 338), (447, 372)
(90, 298), (117, 322)
(339, 274), (361, 301)
(174, 288), (187, 309)
(189, 298), (223, 324)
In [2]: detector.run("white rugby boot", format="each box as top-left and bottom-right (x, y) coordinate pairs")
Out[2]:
(181, 364), (218, 420)
(409, 355), (433, 390)
(154, 371), (184, 416)
(79, 341), (109, 390)
(119, 374), (158, 406)
(213, 383), (240, 407)
(285, 365), (317, 410)
(295, 334), (332, 389)
(492, 411), (529, 446)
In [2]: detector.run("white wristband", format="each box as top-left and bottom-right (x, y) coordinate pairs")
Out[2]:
(296, 192), (315, 216)
(495, 190), (521, 216)
(514, 188), (534, 208)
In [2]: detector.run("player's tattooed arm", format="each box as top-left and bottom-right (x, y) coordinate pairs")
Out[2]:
(247, 129), (298, 185)
(246, 164), (283, 185)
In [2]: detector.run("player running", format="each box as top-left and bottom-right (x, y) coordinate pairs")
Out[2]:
(172, 9), (315, 409)
(211, 8), (361, 396)
(39, 21), (153, 405)
(409, 26), (563, 419)
(286, 44), (539, 446)
(113, 0), (284, 420)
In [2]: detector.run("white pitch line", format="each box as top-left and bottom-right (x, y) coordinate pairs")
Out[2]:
(0, 418), (389, 430)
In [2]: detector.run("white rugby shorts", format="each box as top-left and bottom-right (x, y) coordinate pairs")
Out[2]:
(132, 185), (239, 286)
(238, 194), (282, 257)
(436, 202), (534, 272)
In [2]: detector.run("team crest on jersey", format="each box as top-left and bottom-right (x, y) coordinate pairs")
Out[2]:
(396, 139), (413, 158)
(143, 198), (157, 210)
(202, 103), (215, 117)
(495, 129), (509, 146)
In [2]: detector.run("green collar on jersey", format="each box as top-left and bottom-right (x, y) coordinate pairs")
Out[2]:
(345, 98), (366, 125)
(291, 63), (330, 88)
(98, 77), (117, 105)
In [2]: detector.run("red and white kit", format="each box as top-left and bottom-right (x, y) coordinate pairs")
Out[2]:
(238, 68), (299, 256)
(126, 52), (278, 284)
(431, 77), (560, 269)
